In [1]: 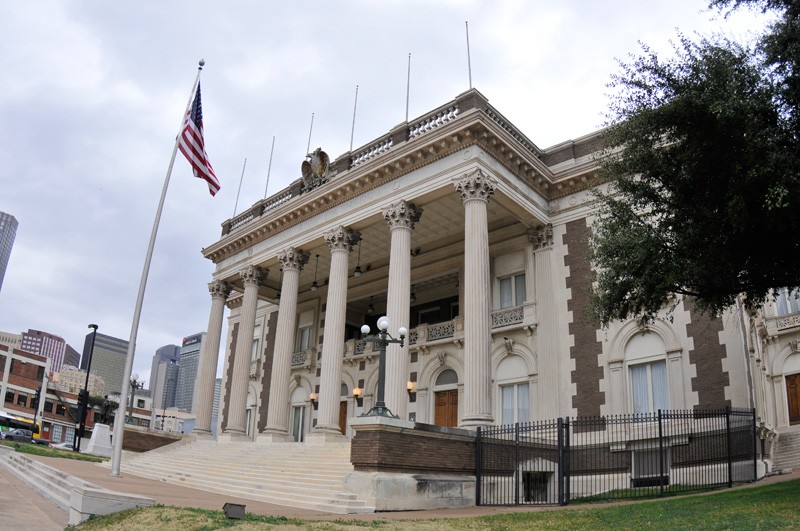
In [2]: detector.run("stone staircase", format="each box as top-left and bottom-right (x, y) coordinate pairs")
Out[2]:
(109, 438), (373, 514)
(772, 429), (800, 471)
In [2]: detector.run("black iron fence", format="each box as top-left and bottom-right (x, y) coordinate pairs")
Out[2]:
(476, 407), (756, 506)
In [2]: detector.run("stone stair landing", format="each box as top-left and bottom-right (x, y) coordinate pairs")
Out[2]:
(110, 438), (372, 514)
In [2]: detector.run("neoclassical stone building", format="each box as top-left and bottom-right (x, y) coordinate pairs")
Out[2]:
(191, 88), (793, 455)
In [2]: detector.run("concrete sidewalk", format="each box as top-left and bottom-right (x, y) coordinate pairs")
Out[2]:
(9, 453), (800, 527)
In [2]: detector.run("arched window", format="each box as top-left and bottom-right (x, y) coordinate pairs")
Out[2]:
(496, 355), (530, 424)
(625, 333), (669, 414)
(436, 369), (458, 386)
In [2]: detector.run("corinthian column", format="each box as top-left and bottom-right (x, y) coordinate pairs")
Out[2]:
(529, 225), (560, 419)
(224, 265), (264, 436)
(454, 169), (496, 427)
(194, 280), (231, 435)
(262, 247), (309, 441)
(312, 226), (359, 438)
(382, 200), (422, 419)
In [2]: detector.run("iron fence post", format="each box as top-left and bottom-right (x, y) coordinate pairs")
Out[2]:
(476, 426), (482, 505)
(658, 409), (665, 496)
(565, 417), (571, 504)
(751, 408), (757, 482)
(726, 406), (733, 488)
(557, 417), (564, 505)
(514, 422), (520, 505)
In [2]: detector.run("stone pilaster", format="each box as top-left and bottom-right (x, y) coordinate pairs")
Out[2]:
(224, 265), (265, 436)
(312, 226), (360, 438)
(454, 169), (495, 427)
(194, 280), (231, 435)
(530, 224), (560, 419)
(382, 200), (422, 419)
(262, 248), (309, 440)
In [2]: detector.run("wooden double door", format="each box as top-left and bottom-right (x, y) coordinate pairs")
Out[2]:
(434, 389), (459, 428)
(787, 374), (800, 425)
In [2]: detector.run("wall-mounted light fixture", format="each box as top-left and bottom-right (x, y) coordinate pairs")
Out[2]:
(406, 380), (417, 402)
(310, 255), (319, 291)
(309, 391), (318, 410)
(353, 241), (363, 278)
(352, 387), (363, 407)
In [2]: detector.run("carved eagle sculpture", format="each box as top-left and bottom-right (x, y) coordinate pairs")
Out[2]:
(301, 147), (330, 191)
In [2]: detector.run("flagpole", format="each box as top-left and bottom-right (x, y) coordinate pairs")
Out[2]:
(233, 157), (247, 217)
(263, 136), (275, 199)
(110, 60), (205, 477)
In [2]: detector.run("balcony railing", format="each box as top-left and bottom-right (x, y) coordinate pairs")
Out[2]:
(763, 310), (800, 336)
(344, 303), (535, 357)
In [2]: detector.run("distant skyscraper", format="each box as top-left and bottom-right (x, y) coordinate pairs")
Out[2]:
(0, 212), (17, 295)
(81, 332), (128, 394)
(211, 377), (222, 436)
(150, 344), (180, 415)
(63, 344), (80, 368)
(175, 333), (205, 412)
(21, 329), (67, 372)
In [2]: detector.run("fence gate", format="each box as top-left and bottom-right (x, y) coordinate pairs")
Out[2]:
(476, 408), (756, 506)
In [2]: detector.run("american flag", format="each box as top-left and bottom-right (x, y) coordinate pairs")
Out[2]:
(178, 82), (220, 196)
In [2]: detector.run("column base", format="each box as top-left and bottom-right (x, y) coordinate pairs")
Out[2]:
(306, 428), (347, 444)
(459, 414), (494, 429)
(257, 431), (295, 444)
(217, 431), (250, 443)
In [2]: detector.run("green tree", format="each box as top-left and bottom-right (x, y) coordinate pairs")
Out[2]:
(591, 1), (800, 326)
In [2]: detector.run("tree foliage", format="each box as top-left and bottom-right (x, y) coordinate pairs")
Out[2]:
(591, 0), (800, 326)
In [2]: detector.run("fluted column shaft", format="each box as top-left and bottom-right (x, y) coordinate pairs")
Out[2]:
(314, 226), (359, 435)
(383, 200), (421, 419)
(263, 248), (308, 437)
(530, 225), (560, 419)
(224, 266), (264, 436)
(455, 169), (495, 427)
(195, 280), (230, 435)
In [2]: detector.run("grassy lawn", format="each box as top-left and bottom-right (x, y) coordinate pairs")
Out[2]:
(0, 440), (105, 462)
(70, 477), (800, 530)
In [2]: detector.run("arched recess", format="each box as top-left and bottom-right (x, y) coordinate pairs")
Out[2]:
(607, 320), (687, 415)
(491, 344), (537, 424)
(287, 376), (313, 442)
(245, 382), (259, 438)
(770, 343), (800, 427)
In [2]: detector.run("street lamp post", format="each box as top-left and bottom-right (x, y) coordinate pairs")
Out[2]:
(74, 324), (98, 452)
(128, 374), (143, 424)
(359, 316), (407, 418)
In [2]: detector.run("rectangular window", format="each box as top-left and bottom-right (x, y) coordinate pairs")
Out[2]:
(250, 338), (260, 361)
(44, 400), (54, 413)
(499, 274), (526, 309)
(136, 399), (145, 408)
(56, 403), (66, 416)
(52, 424), (62, 442)
(64, 426), (74, 445)
(297, 326), (313, 352)
(4, 391), (12, 403)
(16, 394), (27, 407)
(501, 382), (530, 424)
(631, 361), (668, 415)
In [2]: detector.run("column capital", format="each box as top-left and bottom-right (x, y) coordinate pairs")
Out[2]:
(208, 280), (231, 300)
(277, 247), (310, 272)
(528, 224), (553, 250)
(240, 265), (265, 287)
(383, 200), (422, 230)
(453, 168), (496, 204)
(324, 226), (360, 252)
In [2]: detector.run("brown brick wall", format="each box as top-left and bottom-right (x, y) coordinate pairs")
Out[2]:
(220, 322), (239, 432)
(563, 218), (605, 417)
(685, 299), (730, 409)
(351, 425), (475, 474)
(257, 310), (279, 432)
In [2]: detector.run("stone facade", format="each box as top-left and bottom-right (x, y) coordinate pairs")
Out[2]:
(192, 88), (785, 461)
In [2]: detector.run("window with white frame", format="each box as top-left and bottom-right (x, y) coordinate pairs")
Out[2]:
(250, 338), (260, 361)
(496, 354), (532, 424)
(52, 424), (62, 442)
(296, 309), (315, 352)
(777, 287), (800, 316)
(501, 382), (530, 424)
(498, 274), (526, 309)
(630, 360), (669, 415)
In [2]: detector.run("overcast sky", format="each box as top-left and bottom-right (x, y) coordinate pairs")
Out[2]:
(0, 1), (772, 388)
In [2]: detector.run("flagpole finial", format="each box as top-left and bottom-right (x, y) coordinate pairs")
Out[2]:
(199, 59), (205, 68)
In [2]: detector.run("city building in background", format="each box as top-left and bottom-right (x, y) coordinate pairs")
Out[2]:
(52, 365), (105, 397)
(175, 333), (205, 412)
(21, 329), (67, 373)
(0, 331), (21, 349)
(81, 332), (128, 394)
(63, 344), (80, 368)
(0, 211), (17, 295)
